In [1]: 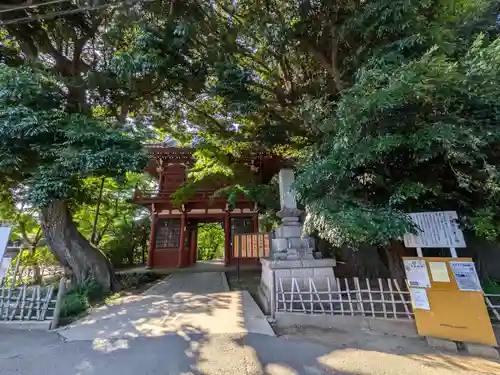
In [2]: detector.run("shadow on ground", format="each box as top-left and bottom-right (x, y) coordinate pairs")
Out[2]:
(2, 271), (499, 375)
(2, 322), (500, 375)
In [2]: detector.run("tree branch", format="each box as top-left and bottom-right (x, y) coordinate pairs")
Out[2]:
(330, 24), (344, 92)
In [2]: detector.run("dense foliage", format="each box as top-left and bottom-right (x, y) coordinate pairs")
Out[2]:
(1, 0), (499, 283)
(0, 66), (148, 206)
(197, 223), (225, 260)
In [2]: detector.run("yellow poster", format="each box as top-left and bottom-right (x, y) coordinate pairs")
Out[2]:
(429, 262), (450, 282)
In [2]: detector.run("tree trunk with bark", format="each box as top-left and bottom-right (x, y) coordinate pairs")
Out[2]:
(378, 241), (409, 283)
(40, 200), (118, 291)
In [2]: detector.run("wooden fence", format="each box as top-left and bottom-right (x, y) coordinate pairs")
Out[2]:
(0, 285), (56, 321)
(485, 294), (500, 323)
(276, 277), (500, 324)
(276, 277), (414, 319)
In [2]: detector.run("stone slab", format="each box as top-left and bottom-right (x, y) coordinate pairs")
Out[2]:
(275, 225), (302, 239)
(261, 258), (336, 269)
(426, 337), (458, 353)
(300, 259), (337, 267)
(275, 313), (418, 338)
(367, 319), (419, 338)
(464, 343), (500, 359)
(221, 272), (230, 292)
(278, 168), (297, 210)
(0, 320), (51, 331)
(275, 312), (370, 331)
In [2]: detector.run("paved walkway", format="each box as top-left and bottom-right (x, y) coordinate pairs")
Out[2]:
(60, 272), (274, 341)
(3, 272), (498, 374)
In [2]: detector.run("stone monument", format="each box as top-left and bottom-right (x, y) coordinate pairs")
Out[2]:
(258, 169), (336, 314)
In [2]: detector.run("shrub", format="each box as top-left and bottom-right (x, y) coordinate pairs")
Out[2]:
(59, 280), (106, 318)
(60, 292), (89, 318)
(120, 271), (160, 289)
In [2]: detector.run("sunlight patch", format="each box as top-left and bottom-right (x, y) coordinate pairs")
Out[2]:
(92, 338), (129, 353)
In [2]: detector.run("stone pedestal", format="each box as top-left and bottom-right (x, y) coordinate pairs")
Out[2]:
(272, 214), (315, 261)
(256, 168), (337, 314)
(258, 258), (337, 314)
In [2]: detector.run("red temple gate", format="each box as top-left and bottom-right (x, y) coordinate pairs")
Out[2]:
(133, 143), (281, 269)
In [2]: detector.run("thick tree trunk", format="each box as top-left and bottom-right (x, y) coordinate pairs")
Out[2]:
(40, 200), (118, 291)
(379, 241), (408, 283)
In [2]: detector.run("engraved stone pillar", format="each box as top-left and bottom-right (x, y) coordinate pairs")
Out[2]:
(257, 168), (337, 315)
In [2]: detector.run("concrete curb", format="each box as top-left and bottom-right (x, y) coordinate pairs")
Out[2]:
(140, 274), (173, 296)
(0, 320), (51, 331)
(221, 272), (230, 292)
(426, 337), (458, 353)
(240, 290), (276, 337)
(464, 343), (500, 359)
(275, 312), (418, 338)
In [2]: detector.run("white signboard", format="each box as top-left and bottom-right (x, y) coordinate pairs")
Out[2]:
(0, 257), (11, 278)
(403, 211), (466, 248)
(449, 261), (482, 292)
(0, 227), (11, 261)
(410, 288), (430, 310)
(404, 259), (431, 288)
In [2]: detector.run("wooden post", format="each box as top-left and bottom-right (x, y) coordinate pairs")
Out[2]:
(236, 234), (241, 282)
(146, 209), (157, 269)
(252, 215), (259, 264)
(50, 277), (66, 330)
(252, 214), (258, 232)
(177, 212), (186, 268)
(190, 225), (197, 265)
(224, 210), (231, 266)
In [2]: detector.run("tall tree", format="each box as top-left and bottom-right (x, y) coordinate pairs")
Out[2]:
(0, 2), (168, 288)
(295, 1), (500, 278)
(0, 65), (148, 289)
(120, 0), (500, 279)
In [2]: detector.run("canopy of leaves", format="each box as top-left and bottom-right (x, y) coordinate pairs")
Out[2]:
(296, 18), (500, 245)
(197, 223), (224, 261)
(73, 174), (152, 266)
(0, 65), (148, 207)
(2, 0), (499, 255)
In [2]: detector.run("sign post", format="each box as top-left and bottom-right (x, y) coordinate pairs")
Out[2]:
(402, 211), (497, 347)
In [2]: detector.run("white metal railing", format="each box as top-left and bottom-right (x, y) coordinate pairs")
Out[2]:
(0, 285), (56, 321)
(276, 277), (414, 319)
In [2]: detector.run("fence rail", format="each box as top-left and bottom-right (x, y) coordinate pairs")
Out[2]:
(276, 277), (414, 319)
(0, 285), (56, 321)
(485, 294), (500, 323)
(276, 277), (500, 324)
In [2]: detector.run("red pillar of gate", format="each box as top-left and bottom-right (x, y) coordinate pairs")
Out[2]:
(252, 214), (259, 233)
(147, 209), (157, 269)
(177, 211), (186, 268)
(224, 210), (231, 266)
(189, 226), (197, 265)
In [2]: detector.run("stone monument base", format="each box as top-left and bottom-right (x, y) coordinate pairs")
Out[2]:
(257, 258), (337, 315)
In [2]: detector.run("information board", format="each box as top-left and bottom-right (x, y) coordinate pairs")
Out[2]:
(0, 257), (11, 278)
(403, 211), (466, 248)
(0, 227), (11, 261)
(404, 259), (431, 288)
(403, 257), (497, 347)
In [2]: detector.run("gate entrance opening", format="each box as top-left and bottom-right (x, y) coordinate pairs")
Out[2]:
(133, 144), (282, 268)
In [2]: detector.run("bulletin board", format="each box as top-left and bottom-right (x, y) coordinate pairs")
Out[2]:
(403, 257), (497, 347)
